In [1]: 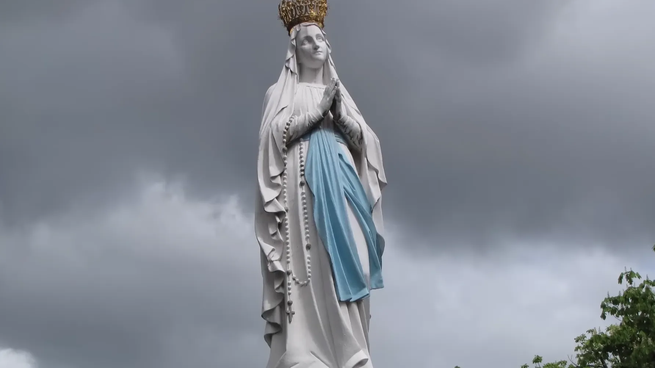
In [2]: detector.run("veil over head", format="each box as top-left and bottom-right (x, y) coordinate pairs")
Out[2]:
(261, 24), (361, 135)
(259, 22), (385, 201)
(255, 22), (387, 345)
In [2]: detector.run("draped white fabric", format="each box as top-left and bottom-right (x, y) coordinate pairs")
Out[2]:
(255, 23), (387, 368)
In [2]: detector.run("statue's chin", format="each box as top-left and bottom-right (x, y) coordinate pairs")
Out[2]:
(300, 62), (325, 71)
(298, 54), (327, 69)
(311, 58), (328, 68)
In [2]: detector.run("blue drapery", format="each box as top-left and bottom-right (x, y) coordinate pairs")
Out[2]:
(304, 128), (384, 302)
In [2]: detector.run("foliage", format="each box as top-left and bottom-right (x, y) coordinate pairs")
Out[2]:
(521, 355), (568, 368)
(457, 245), (655, 368)
(521, 245), (655, 368)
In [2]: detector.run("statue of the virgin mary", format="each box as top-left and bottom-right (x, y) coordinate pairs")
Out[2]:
(255, 1), (387, 367)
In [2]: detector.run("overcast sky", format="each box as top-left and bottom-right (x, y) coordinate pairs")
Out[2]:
(1, 0), (654, 367)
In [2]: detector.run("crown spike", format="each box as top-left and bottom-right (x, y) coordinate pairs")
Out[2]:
(278, 0), (328, 34)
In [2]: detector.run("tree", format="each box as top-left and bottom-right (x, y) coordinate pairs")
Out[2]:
(521, 355), (567, 368)
(521, 245), (655, 368)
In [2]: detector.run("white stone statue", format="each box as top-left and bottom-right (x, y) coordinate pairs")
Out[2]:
(255, 1), (387, 367)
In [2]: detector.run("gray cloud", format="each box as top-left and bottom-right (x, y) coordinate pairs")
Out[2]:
(0, 180), (266, 368)
(0, 348), (37, 368)
(0, 0), (88, 23)
(2, 0), (654, 251)
(2, 179), (650, 368)
(1, 2), (655, 366)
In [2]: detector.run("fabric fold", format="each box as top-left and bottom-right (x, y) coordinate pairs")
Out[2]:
(305, 128), (384, 302)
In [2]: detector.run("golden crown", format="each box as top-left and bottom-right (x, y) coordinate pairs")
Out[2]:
(278, 0), (328, 34)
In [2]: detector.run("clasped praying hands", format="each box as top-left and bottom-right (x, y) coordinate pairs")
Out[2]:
(327, 79), (363, 150)
(283, 78), (362, 150)
(317, 78), (338, 117)
(317, 78), (346, 123)
(329, 80), (347, 123)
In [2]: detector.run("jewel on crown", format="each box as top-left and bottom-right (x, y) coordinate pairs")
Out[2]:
(278, 0), (329, 34)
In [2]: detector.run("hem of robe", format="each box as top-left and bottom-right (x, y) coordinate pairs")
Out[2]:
(269, 350), (370, 368)
(261, 252), (286, 347)
(344, 351), (370, 368)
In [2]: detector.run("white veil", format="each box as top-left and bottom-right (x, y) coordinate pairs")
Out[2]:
(255, 22), (387, 345)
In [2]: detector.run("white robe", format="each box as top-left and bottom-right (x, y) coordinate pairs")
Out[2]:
(255, 23), (387, 368)
(267, 83), (373, 368)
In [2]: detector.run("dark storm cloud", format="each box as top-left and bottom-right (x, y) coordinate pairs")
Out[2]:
(329, 0), (655, 249)
(2, 182), (647, 368)
(0, 0), (88, 23)
(2, 3), (655, 368)
(1, 0), (654, 247)
(0, 191), (267, 368)
(2, 2), (655, 368)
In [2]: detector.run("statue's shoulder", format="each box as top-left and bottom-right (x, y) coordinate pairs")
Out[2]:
(262, 84), (277, 111)
(264, 84), (276, 101)
(261, 83), (278, 116)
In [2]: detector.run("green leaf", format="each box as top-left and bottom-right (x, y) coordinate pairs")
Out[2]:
(519, 245), (655, 368)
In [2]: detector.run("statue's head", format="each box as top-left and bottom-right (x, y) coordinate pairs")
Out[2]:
(294, 24), (329, 70)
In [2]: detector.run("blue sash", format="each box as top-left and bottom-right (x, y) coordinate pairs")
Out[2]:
(304, 128), (384, 302)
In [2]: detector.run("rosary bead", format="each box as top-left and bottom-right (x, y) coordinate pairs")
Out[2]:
(280, 118), (315, 323)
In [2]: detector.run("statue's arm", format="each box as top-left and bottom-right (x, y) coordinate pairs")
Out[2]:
(283, 106), (326, 146)
(334, 108), (363, 151)
(262, 85), (324, 147)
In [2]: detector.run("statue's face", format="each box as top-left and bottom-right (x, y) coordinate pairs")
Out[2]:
(295, 24), (328, 70)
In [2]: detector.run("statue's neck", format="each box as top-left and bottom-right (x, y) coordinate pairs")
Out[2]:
(298, 65), (324, 85)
